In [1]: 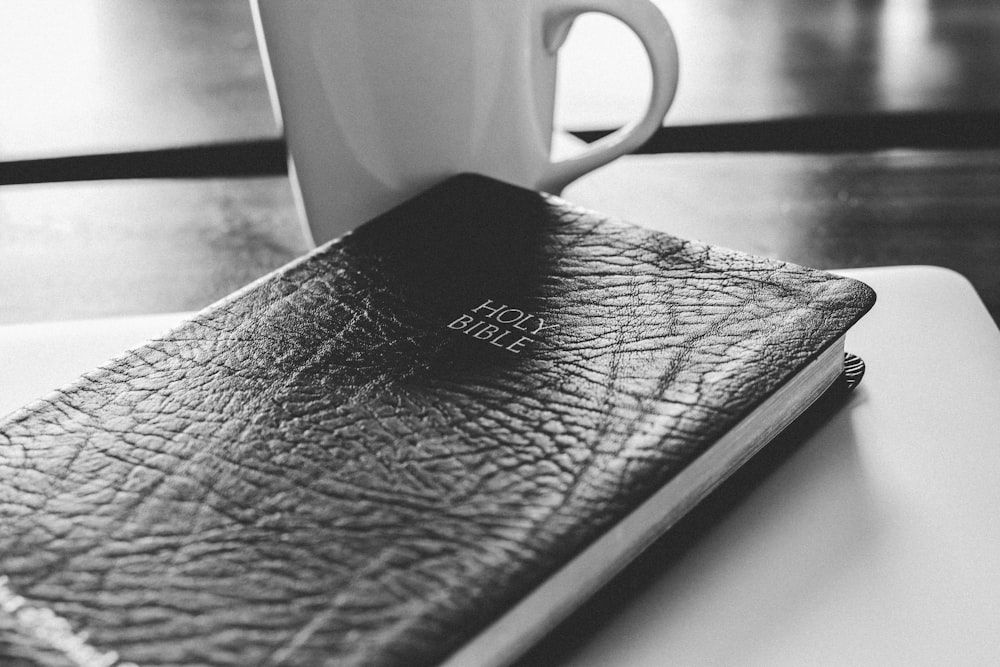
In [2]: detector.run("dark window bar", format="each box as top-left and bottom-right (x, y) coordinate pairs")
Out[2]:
(3, 111), (1000, 186)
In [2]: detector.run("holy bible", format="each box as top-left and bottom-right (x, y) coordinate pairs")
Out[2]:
(0, 175), (875, 667)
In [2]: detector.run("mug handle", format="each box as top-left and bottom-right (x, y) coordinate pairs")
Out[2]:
(538, 0), (679, 193)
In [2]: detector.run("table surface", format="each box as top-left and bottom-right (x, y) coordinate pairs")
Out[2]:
(1, 0), (999, 328)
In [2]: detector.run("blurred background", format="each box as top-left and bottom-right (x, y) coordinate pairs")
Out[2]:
(1, 0), (999, 323)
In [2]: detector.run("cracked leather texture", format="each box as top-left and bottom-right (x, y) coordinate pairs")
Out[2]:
(0, 175), (875, 666)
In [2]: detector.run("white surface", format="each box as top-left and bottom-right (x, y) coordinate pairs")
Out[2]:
(2, 266), (999, 665)
(0, 312), (191, 418)
(556, 265), (1000, 666)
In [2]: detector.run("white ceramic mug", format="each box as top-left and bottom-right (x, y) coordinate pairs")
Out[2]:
(252, 0), (679, 245)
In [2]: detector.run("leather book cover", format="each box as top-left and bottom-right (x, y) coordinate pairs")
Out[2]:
(0, 175), (875, 667)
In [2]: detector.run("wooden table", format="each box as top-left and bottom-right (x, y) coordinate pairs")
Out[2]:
(1, 0), (999, 327)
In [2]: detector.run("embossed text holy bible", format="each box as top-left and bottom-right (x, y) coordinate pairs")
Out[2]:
(0, 175), (874, 667)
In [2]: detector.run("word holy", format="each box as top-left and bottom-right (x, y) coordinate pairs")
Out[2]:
(447, 299), (557, 353)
